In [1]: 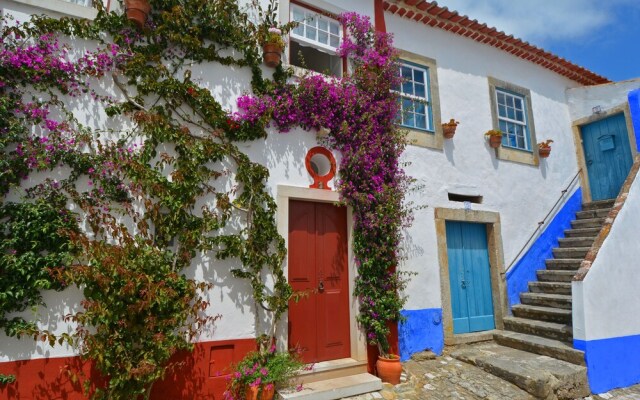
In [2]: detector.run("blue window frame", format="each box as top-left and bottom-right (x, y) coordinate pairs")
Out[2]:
(496, 89), (531, 151)
(397, 61), (433, 132)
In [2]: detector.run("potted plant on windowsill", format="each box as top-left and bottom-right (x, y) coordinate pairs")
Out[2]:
(225, 337), (306, 400)
(485, 129), (503, 149)
(123, 0), (151, 29)
(538, 139), (554, 158)
(442, 119), (460, 139)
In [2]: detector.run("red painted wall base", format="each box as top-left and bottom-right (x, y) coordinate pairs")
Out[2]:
(0, 338), (256, 400)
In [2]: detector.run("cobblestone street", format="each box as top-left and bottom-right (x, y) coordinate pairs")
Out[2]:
(342, 347), (640, 400)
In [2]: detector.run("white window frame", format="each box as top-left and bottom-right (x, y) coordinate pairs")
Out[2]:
(289, 4), (342, 56)
(495, 89), (531, 151)
(397, 61), (433, 133)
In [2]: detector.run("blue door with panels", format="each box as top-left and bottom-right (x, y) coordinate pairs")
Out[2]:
(582, 113), (633, 201)
(446, 221), (495, 334)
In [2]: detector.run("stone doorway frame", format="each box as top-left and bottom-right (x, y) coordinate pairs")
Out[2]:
(572, 103), (638, 203)
(434, 208), (509, 345)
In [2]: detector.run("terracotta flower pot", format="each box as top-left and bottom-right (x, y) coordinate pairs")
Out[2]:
(263, 43), (283, 68)
(442, 119), (459, 139)
(245, 385), (275, 400)
(539, 147), (551, 158)
(376, 355), (402, 384)
(124, 0), (151, 29)
(488, 135), (502, 149)
(443, 125), (457, 139)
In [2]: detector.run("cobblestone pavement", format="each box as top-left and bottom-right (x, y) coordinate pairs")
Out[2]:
(341, 348), (640, 400)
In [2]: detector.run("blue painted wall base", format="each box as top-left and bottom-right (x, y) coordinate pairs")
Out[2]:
(398, 308), (444, 361)
(506, 188), (583, 307)
(575, 334), (640, 394)
(629, 89), (640, 152)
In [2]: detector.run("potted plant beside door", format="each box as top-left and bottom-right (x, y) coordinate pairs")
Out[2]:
(259, 27), (285, 68)
(225, 337), (306, 400)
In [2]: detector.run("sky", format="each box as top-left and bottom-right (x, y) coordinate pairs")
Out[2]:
(437, 0), (640, 82)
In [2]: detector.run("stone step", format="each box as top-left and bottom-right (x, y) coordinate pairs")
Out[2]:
(512, 304), (572, 323)
(279, 373), (382, 400)
(582, 199), (615, 210)
(520, 292), (572, 310)
(452, 343), (590, 399)
(494, 331), (585, 366)
(529, 281), (572, 295)
(552, 247), (590, 259)
(564, 227), (600, 238)
(571, 217), (605, 229)
(503, 316), (573, 342)
(537, 270), (576, 283)
(545, 258), (582, 271)
(576, 208), (611, 219)
(558, 237), (595, 248)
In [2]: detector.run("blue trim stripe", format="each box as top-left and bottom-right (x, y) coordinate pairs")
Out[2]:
(398, 308), (444, 361)
(575, 334), (640, 394)
(628, 89), (640, 152)
(506, 188), (582, 306)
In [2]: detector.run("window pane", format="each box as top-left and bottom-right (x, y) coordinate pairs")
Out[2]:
(402, 98), (413, 112)
(497, 92), (506, 105)
(318, 19), (328, 32)
(515, 110), (524, 121)
(499, 120), (507, 132)
(401, 67), (412, 80)
(329, 22), (340, 35)
(306, 27), (317, 40)
(507, 95), (515, 108)
(402, 81), (414, 95)
(507, 107), (515, 120)
(415, 114), (427, 129)
(414, 101), (426, 115)
(330, 35), (339, 48)
(514, 97), (523, 110)
(498, 105), (507, 118)
(293, 9), (304, 22)
(413, 69), (425, 84)
(415, 83), (426, 98)
(404, 112), (415, 127)
(318, 31), (328, 44)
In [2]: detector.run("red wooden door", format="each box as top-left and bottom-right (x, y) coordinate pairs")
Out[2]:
(288, 200), (350, 364)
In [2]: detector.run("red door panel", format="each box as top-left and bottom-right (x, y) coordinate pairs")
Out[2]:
(288, 200), (350, 364)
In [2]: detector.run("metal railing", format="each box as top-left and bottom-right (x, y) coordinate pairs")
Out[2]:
(507, 169), (582, 271)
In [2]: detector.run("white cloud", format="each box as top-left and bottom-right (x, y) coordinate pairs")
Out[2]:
(437, 0), (633, 45)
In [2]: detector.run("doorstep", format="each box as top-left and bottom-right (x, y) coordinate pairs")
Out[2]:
(297, 358), (368, 384)
(279, 373), (382, 400)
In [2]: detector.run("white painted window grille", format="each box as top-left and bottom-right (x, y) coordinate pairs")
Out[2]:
(496, 89), (531, 151)
(397, 61), (432, 132)
(289, 4), (342, 77)
(62, 0), (93, 6)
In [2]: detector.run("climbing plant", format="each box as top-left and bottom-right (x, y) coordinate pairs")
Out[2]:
(0, 0), (412, 398)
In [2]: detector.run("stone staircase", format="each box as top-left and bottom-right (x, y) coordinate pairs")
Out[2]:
(453, 199), (615, 399)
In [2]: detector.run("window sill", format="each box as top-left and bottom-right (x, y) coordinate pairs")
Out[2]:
(496, 145), (539, 166)
(405, 127), (443, 150)
(7, 0), (98, 19)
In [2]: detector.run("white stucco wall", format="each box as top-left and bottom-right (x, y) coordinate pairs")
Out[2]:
(572, 166), (640, 341)
(566, 78), (640, 121)
(386, 13), (582, 311)
(0, 0), (591, 362)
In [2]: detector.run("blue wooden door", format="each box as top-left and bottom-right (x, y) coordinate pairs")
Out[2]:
(446, 221), (495, 334)
(582, 113), (633, 201)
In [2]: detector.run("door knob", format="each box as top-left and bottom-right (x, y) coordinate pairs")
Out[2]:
(461, 280), (467, 289)
(318, 281), (324, 292)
